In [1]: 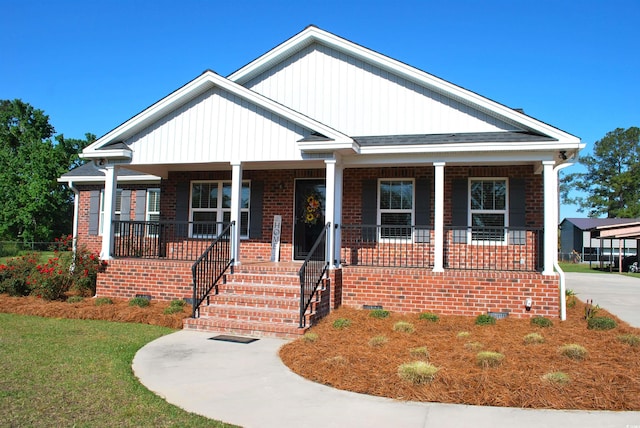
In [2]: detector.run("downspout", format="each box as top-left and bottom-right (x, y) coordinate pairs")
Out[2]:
(554, 162), (574, 321)
(68, 180), (80, 255)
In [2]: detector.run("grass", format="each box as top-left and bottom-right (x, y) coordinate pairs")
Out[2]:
(0, 313), (235, 427)
(557, 262), (607, 273)
(0, 251), (56, 265)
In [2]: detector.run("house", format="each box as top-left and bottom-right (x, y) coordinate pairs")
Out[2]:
(560, 218), (639, 264)
(59, 26), (583, 337)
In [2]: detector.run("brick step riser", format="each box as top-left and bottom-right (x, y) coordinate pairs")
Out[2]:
(224, 273), (300, 286)
(183, 318), (309, 340)
(199, 305), (299, 320)
(207, 296), (300, 311)
(217, 285), (301, 299)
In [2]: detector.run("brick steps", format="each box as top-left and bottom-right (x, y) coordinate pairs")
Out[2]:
(183, 262), (316, 339)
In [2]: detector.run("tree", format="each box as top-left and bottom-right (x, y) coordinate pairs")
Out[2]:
(0, 99), (94, 242)
(562, 126), (640, 218)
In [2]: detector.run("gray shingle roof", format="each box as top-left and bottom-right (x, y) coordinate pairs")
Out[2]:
(60, 162), (153, 179)
(353, 131), (556, 146)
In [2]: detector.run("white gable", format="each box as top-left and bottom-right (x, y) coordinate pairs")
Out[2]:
(126, 86), (316, 164)
(242, 42), (518, 137)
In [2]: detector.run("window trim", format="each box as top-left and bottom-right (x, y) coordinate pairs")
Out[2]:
(188, 180), (250, 239)
(377, 178), (415, 241)
(467, 177), (508, 244)
(145, 188), (161, 237)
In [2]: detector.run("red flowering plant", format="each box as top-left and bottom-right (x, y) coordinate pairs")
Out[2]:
(69, 246), (107, 297)
(0, 254), (39, 296)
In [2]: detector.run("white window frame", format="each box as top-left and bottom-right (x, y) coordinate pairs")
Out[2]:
(189, 180), (250, 239)
(145, 188), (161, 237)
(377, 178), (415, 241)
(468, 178), (508, 244)
(99, 189), (122, 236)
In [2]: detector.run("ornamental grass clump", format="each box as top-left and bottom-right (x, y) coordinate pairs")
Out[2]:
(419, 312), (439, 322)
(368, 335), (388, 347)
(587, 316), (617, 330)
(369, 309), (390, 319)
(66, 296), (84, 304)
(618, 333), (640, 347)
(393, 321), (415, 334)
(332, 318), (351, 330)
(559, 344), (588, 360)
(542, 371), (570, 385)
(464, 341), (483, 351)
(456, 331), (470, 339)
(409, 346), (429, 359)
(397, 361), (439, 384)
(302, 332), (318, 343)
(475, 314), (496, 326)
(476, 351), (504, 368)
(129, 297), (150, 308)
(163, 299), (187, 314)
(530, 316), (553, 328)
(94, 297), (113, 306)
(523, 332), (545, 345)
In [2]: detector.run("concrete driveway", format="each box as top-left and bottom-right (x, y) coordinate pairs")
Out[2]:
(565, 271), (640, 327)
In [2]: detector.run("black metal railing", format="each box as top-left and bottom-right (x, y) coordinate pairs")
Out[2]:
(299, 222), (330, 328)
(112, 220), (228, 260)
(340, 224), (434, 268)
(444, 226), (543, 272)
(191, 221), (234, 318)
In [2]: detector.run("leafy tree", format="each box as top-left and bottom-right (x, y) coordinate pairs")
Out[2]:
(0, 99), (94, 242)
(562, 127), (640, 218)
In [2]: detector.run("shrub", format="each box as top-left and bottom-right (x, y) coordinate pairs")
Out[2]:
(332, 318), (351, 329)
(163, 299), (187, 314)
(368, 335), (388, 347)
(409, 346), (429, 359)
(523, 332), (545, 345)
(0, 254), (39, 296)
(302, 332), (318, 343)
(456, 331), (470, 339)
(531, 316), (553, 328)
(418, 312), (439, 322)
(129, 297), (150, 308)
(618, 334), (640, 347)
(397, 361), (439, 384)
(368, 309), (390, 319)
(542, 371), (570, 385)
(67, 296), (84, 303)
(28, 254), (73, 300)
(475, 314), (496, 326)
(476, 351), (504, 368)
(94, 297), (113, 306)
(587, 316), (617, 330)
(464, 341), (483, 351)
(559, 344), (588, 360)
(393, 321), (415, 333)
(566, 289), (577, 308)
(69, 244), (107, 297)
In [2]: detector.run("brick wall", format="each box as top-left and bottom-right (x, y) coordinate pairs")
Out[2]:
(337, 266), (560, 319)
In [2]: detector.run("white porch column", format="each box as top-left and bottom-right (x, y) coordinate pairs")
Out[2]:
(325, 159), (337, 267)
(230, 162), (242, 265)
(334, 162), (343, 267)
(542, 160), (557, 275)
(100, 165), (117, 260)
(433, 162), (445, 272)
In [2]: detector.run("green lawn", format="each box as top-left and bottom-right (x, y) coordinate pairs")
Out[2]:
(0, 314), (237, 427)
(557, 261), (607, 273)
(0, 251), (56, 265)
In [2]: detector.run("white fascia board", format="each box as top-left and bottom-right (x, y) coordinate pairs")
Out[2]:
(358, 141), (583, 155)
(297, 140), (360, 153)
(230, 26), (580, 144)
(79, 149), (132, 160)
(57, 174), (161, 184)
(343, 151), (559, 167)
(83, 69), (353, 157)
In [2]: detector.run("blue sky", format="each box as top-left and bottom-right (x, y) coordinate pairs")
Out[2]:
(2, 0), (638, 220)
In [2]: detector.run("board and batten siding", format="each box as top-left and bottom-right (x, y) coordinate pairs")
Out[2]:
(243, 43), (517, 137)
(126, 87), (310, 164)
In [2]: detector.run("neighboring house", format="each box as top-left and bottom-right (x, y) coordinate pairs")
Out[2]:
(560, 217), (639, 263)
(59, 26), (583, 337)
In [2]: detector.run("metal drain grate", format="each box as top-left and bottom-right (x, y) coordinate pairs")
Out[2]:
(209, 335), (259, 344)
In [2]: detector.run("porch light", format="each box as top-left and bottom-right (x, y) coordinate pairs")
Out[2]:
(525, 298), (532, 312)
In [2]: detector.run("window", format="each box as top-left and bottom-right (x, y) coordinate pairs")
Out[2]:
(378, 179), (414, 239)
(190, 181), (250, 238)
(146, 189), (161, 237)
(99, 189), (122, 235)
(469, 179), (507, 242)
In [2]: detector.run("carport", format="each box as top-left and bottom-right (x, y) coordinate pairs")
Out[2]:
(593, 221), (640, 272)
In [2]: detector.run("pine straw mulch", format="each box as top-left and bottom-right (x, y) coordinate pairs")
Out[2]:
(0, 294), (190, 329)
(280, 301), (640, 411)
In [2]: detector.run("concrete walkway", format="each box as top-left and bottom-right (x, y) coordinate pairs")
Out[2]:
(133, 272), (640, 428)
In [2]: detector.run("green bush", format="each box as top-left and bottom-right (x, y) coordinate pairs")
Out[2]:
(475, 314), (496, 326)
(558, 344), (588, 360)
(397, 361), (439, 384)
(368, 309), (390, 319)
(0, 254), (38, 296)
(587, 316), (617, 330)
(476, 351), (504, 367)
(163, 299), (187, 314)
(418, 312), (439, 322)
(66, 296), (84, 303)
(332, 318), (351, 329)
(530, 316), (553, 328)
(523, 332), (545, 345)
(368, 335), (388, 347)
(393, 321), (415, 333)
(129, 297), (150, 308)
(618, 334), (640, 347)
(94, 297), (113, 306)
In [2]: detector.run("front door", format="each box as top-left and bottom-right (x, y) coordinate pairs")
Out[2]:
(294, 179), (326, 260)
